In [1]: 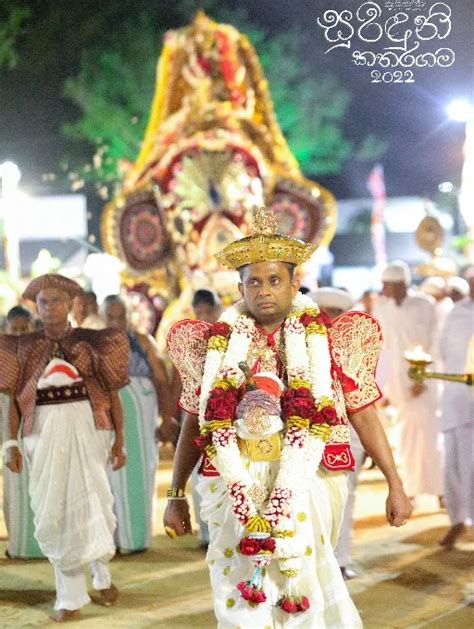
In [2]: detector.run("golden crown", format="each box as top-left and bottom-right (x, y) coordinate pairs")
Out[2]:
(215, 207), (317, 269)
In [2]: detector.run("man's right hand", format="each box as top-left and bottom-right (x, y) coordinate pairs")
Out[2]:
(410, 382), (425, 398)
(163, 498), (192, 536)
(6, 446), (23, 473)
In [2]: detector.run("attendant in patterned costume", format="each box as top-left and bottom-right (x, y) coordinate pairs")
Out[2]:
(0, 306), (44, 559)
(164, 208), (412, 628)
(1, 306), (44, 559)
(0, 274), (129, 623)
(103, 295), (172, 553)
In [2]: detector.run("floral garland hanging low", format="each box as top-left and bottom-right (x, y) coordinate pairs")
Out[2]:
(197, 292), (340, 614)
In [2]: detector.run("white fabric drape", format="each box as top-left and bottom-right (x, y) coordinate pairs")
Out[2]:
(197, 462), (361, 629)
(23, 399), (115, 571)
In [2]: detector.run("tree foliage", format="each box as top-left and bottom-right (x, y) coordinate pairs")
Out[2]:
(0, 5), (30, 69)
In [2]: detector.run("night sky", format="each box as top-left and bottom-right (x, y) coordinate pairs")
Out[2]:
(1, 0), (473, 204)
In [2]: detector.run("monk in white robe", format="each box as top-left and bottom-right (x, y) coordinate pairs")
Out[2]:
(438, 272), (474, 548)
(374, 262), (444, 500)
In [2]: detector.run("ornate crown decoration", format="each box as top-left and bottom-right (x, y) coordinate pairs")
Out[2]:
(215, 206), (317, 269)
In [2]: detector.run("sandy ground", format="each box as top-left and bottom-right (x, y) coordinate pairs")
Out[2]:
(0, 446), (473, 628)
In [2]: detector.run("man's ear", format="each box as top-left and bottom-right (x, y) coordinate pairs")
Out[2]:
(238, 282), (244, 298)
(291, 277), (301, 296)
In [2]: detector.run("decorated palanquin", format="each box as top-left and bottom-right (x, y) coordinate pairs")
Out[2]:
(101, 11), (337, 338)
(167, 309), (383, 473)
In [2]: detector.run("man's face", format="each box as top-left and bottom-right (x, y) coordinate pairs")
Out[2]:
(193, 303), (222, 324)
(104, 301), (127, 331)
(362, 291), (376, 313)
(36, 288), (72, 327)
(238, 261), (299, 325)
(7, 316), (33, 336)
(72, 295), (85, 323)
(84, 295), (98, 316)
(382, 281), (407, 303)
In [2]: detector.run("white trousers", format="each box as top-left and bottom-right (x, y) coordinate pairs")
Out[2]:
(192, 463), (209, 543)
(335, 435), (366, 568)
(54, 557), (111, 610)
(444, 423), (474, 525)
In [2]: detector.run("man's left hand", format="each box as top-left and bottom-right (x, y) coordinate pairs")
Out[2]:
(156, 417), (180, 445)
(386, 485), (413, 527)
(110, 440), (127, 470)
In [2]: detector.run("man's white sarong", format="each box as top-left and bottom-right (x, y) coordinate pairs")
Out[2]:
(23, 371), (115, 572)
(198, 461), (362, 629)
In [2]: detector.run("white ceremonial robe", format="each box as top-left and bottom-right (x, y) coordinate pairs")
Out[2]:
(23, 360), (116, 610)
(431, 297), (453, 370)
(439, 297), (474, 525)
(198, 464), (361, 629)
(374, 292), (444, 497)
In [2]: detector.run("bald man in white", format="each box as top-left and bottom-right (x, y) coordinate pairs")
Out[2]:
(374, 262), (444, 502)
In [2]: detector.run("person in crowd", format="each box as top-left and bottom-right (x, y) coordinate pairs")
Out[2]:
(5, 305), (34, 335)
(82, 292), (106, 329)
(419, 276), (453, 347)
(164, 208), (412, 628)
(103, 295), (173, 553)
(70, 291), (105, 330)
(192, 288), (223, 323)
(312, 288), (367, 580)
(1, 306), (44, 559)
(0, 274), (128, 622)
(438, 266), (474, 549)
(359, 288), (377, 315)
(447, 276), (469, 303)
(190, 289), (223, 550)
(374, 261), (444, 505)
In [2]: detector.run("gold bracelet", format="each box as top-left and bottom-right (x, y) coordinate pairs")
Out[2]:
(166, 487), (186, 498)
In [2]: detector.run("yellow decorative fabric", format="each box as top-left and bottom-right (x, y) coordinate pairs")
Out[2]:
(238, 434), (282, 462)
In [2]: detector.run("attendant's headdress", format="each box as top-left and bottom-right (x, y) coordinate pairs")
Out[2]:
(23, 274), (83, 301)
(215, 206), (317, 270)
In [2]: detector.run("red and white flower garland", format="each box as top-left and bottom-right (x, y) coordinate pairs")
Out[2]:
(198, 292), (338, 612)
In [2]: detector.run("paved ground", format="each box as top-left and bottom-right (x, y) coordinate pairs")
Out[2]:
(0, 448), (473, 628)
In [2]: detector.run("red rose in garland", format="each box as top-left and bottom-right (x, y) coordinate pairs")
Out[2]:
(205, 388), (238, 420)
(319, 405), (338, 424)
(316, 311), (332, 328)
(211, 321), (231, 339)
(260, 537), (276, 552)
(299, 596), (310, 611)
(281, 388), (319, 423)
(281, 598), (298, 613)
(239, 537), (261, 556)
(299, 312), (318, 327)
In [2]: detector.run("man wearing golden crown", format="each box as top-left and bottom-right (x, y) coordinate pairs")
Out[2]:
(165, 208), (412, 628)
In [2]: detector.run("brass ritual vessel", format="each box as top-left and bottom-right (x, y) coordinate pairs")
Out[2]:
(405, 349), (473, 387)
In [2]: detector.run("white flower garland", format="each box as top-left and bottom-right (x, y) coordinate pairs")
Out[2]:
(199, 292), (336, 551)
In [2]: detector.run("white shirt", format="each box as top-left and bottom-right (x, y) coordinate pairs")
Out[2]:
(439, 297), (474, 431)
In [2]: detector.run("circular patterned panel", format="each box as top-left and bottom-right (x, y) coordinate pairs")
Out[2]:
(416, 216), (444, 253)
(268, 178), (337, 246)
(119, 192), (171, 271)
